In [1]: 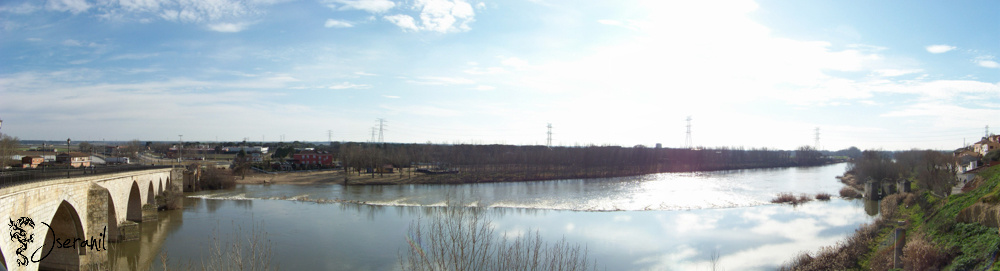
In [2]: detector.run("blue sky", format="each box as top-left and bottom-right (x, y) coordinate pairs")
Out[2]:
(0, 0), (997, 150)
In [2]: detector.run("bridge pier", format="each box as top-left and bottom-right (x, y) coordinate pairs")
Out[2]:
(141, 204), (158, 222)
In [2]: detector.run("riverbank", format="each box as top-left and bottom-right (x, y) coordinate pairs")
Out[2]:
(237, 163), (846, 186)
(781, 165), (1000, 270)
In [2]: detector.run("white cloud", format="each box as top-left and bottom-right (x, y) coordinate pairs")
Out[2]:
(266, 75), (299, 82)
(925, 44), (956, 54)
(381, 95), (400, 99)
(597, 19), (622, 26)
(978, 60), (999, 68)
(0, 70), (336, 141)
(380, 104), (462, 117)
(415, 0), (475, 32)
(116, 0), (163, 13)
(408, 76), (475, 85)
(597, 19), (637, 30)
(873, 69), (922, 77)
(62, 39), (83, 46)
(324, 0), (396, 13)
(0, 2), (40, 14)
(463, 66), (506, 75)
(384, 0), (476, 33)
(328, 82), (371, 89)
(354, 71), (376, 76)
(208, 22), (250, 32)
(46, 0), (91, 14)
(90, 0), (262, 31)
(472, 85), (495, 91)
(109, 53), (160, 60)
(324, 19), (354, 28)
(384, 14), (418, 31)
(673, 213), (719, 233)
(500, 57), (529, 69)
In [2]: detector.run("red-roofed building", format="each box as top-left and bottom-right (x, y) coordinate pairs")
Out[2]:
(293, 151), (335, 166)
(21, 156), (43, 168)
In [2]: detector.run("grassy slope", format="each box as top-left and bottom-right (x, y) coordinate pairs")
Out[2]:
(870, 166), (1000, 270)
(932, 166), (1000, 270)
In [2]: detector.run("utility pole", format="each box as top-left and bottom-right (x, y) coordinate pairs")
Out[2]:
(546, 123), (553, 147)
(814, 127), (820, 150)
(987, 125), (991, 137)
(328, 130), (333, 145)
(370, 127), (377, 143)
(684, 116), (693, 149)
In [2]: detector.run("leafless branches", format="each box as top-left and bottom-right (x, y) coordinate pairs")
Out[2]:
(399, 207), (596, 271)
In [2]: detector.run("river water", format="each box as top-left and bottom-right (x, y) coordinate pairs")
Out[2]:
(115, 163), (874, 270)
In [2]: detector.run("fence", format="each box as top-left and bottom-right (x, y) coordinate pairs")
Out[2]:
(0, 165), (172, 189)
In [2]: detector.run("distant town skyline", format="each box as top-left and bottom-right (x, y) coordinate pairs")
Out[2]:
(1, 0), (997, 150)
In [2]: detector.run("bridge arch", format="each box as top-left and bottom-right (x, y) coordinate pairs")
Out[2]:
(104, 189), (120, 243)
(157, 179), (163, 194)
(146, 182), (154, 205)
(39, 200), (86, 270)
(127, 182), (142, 222)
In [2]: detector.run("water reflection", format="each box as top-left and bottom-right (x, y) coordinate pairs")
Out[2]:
(108, 206), (185, 270)
(189, 163), (850, 211)
(112, 163), (873, 270)
(121, 197), (874, 270)
(864, 198), (880, 216)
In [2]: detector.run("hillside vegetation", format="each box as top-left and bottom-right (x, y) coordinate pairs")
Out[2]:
(782, 153), (1000, 270)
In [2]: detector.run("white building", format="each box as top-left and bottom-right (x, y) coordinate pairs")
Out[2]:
(224, 146), (269, 154)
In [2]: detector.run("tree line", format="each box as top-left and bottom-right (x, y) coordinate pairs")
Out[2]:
(313, 143), (834, 179)
(847, 149), (957, 197)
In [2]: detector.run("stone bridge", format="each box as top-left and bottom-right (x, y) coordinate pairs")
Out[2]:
(0, 168), (181, 271)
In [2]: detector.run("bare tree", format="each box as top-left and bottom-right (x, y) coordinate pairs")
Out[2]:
(122, 139), (143, 159)
(233, 149), (251, 180)
(400, 207), (596, 271)
(0, 133), (19, 169)
(78, 141), (93, 153)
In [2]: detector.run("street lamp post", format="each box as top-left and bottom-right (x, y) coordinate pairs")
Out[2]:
(67, 138), (71, 178)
